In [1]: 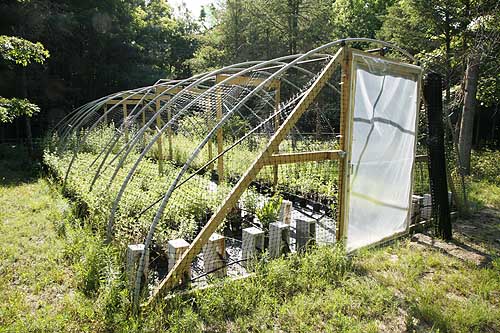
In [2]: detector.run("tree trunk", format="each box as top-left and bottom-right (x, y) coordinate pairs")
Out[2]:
(287, 0), (300, 55)
(458, 54), (480, 174)
(20, 67), (33, 155)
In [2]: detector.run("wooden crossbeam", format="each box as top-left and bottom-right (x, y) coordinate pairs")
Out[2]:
(415, 155), (428, 162)
(215, 74), (280, 89)
(264, 150), (343, 166)
(143, 47), (344, 309)
(155, 85), (206, 95)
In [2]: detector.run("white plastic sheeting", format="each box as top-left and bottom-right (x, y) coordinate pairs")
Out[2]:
(346, 53), (421, 251)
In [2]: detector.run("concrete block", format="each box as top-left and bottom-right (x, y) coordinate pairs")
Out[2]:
(126, 244), (149, 288)
(269, 222), (290, 258)
(278, 200), (293, 225)
(411, 195), (423, 223)
(422, 194), (432, 220)
(242, 227), (264, 268)
(202, 233), (226, 277)
(315, 216), (336, 246)
(168, 238), (191, 280)
(296, 219), (316, 251)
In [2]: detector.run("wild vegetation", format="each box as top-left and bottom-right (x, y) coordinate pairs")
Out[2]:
(1, 146), (499, 332)
(1, 0), (500, 331)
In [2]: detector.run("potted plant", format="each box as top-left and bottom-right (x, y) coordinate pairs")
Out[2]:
(256, 194), (283, 248)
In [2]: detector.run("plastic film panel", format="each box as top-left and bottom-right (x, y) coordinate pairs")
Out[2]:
(347, 54), (421, 251)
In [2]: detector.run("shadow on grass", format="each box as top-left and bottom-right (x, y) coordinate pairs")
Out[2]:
(0, 143), (41, 186)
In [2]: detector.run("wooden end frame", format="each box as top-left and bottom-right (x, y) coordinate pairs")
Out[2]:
(336, 46), (353, 242)
(143, 48), (344, 308)
(336, 48), (423, 247)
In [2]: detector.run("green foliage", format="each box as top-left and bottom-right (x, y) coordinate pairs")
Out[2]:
(256, 193), (282, 231)
(0, 35), (49, 67)
(331, 0), (395, 41)
(0, 97), (40, 123)
(470, 149), (500, 184)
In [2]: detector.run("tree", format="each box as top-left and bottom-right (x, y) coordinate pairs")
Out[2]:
(379, 0), (500, 174)
(0, 35), (49, 151)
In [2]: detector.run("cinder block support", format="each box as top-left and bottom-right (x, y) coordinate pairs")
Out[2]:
(168, 239), (191, 280)
(202, 233), (227, 278)
(296, 219), (316, 251)
(269, 222), (290, 258)
(422, 194), (432, 220)
(412, 195), (423, 223)
(278, 200), (293, 225)
(315, 216), (336, 246)
(126, 244), (149, 288)
(242, 227), (264, 268)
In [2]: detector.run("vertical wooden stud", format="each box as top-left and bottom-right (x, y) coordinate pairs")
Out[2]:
(337, 46), (352, 242)
(122, 103), (129, 143)
(273, 81), (281, 187)
(156, 98), (164, 174)
(208, 96), (214, 171)
(167, 104), (173, 160)
(216, 86), (224, 182)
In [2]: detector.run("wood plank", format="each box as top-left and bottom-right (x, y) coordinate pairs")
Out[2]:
(272, 82), (281, 187)
(263, 150), (343, 166)
(336, 47), (353, 242)
(415, 154), (428, 162)
(215, 74), (280, 89)
(216, 87), (224, 182)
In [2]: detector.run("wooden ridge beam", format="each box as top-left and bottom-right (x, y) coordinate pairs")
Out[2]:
(215, 74), (280, 89)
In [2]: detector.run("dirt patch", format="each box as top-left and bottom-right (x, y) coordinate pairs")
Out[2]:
(411, 208), (500, 266)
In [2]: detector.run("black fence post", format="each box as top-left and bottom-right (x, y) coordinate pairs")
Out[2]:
(424, 73), (452, 240)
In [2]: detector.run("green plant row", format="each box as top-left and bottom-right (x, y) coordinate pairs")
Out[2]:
(44, 150), (233, 251)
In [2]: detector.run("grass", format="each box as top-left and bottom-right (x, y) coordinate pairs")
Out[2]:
(0, 175), (100, 331)
(0, 145), (130, 332)
(140, 241), (500, 332)
(468, 149), (500, 210)
(1, 144), (499, 332)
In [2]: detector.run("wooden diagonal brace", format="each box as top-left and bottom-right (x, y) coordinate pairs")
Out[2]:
(143, 47), (344, 308)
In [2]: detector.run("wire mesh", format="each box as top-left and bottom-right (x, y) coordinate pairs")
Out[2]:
(44, 40), (437, 306)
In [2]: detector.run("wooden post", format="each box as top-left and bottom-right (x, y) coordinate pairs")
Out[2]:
(208, 97), (214, 171)
(337, 46), (352, 242)
(103, 104), (108, 124)
(216, 87), (224, 182)
(123, 103), (129, 143)
(156, 99), (164, 174)
(141, 106), (147, 148)
(167, 105), (173, 160)
(273, 82), (281, 187)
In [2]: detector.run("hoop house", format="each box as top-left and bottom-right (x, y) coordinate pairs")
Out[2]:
(46, 38), (423, 307)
